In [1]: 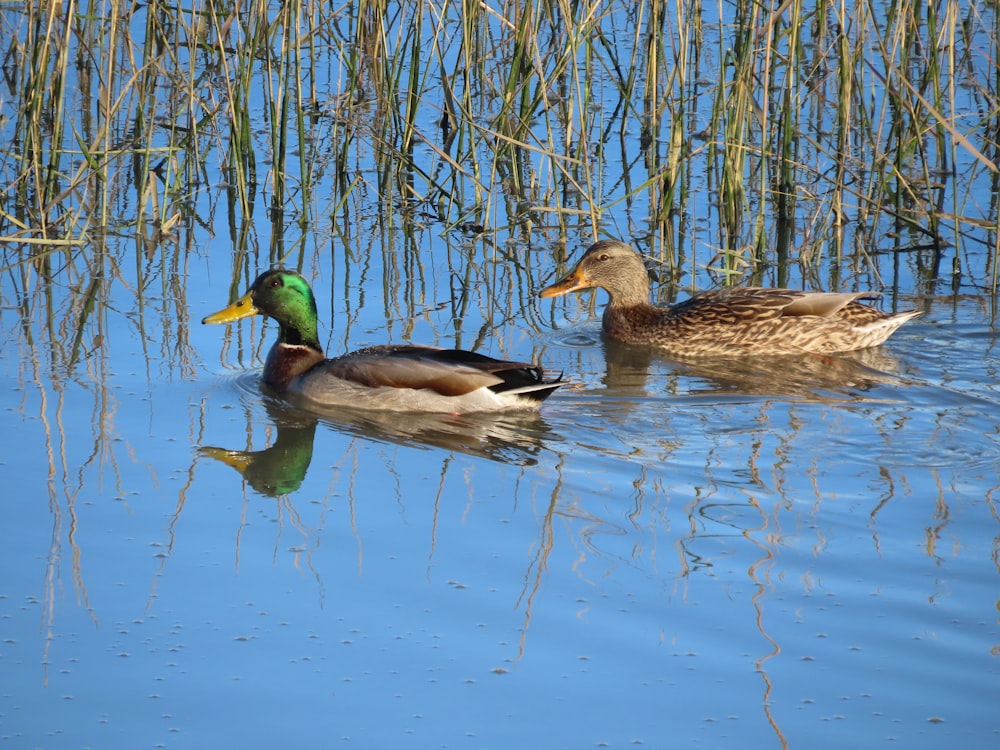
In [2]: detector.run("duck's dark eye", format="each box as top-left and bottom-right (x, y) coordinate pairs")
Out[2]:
(269, 277), (282, 289)
(599, 254), (610, 261)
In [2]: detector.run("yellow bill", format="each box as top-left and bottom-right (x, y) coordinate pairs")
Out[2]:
(202, 291), (259, 324)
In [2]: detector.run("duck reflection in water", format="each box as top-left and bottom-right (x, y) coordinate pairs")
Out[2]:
(200, 403), (319, 497)
(200, 396), (558, 497)
(598, 337), (913, 401)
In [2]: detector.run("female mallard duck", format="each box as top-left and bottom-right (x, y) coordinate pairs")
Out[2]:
(203, 269), (562, 412)
(540, 240), (920, 356)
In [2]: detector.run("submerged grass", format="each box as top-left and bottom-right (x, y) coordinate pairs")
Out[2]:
(0, 0), (997, 297)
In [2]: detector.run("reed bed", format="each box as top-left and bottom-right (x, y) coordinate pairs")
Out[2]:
(0, 0), (997, 297)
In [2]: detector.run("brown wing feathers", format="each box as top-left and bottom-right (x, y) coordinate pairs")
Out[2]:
(324, 345), (550, 397)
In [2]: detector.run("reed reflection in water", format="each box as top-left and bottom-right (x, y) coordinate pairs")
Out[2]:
(3, 287), (998, 747)
(2, 0), (999, 744)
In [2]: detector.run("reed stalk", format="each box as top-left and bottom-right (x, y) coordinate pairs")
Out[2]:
(0, 0), (996, 296)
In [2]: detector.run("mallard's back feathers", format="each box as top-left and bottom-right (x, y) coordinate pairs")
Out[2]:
(296, 345), (561, 411)
(204, 270), (561, 413)
(324, 345), (555, 397)
(540, 240), (919, 356)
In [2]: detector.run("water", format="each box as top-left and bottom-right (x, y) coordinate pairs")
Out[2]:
(3, 278), (997, 748)
(2, 2), (999, 748)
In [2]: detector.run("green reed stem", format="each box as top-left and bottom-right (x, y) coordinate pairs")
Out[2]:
(1, 0), (997, 292)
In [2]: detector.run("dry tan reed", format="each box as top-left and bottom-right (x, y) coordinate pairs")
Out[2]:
(0, 0), (996, 292)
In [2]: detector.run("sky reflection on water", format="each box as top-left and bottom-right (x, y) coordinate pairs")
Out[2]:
(2, 293), (998, 748)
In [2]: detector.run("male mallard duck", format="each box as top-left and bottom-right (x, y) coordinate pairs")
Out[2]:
(540, 240), (920, 356)
(203, 269), (562, 412)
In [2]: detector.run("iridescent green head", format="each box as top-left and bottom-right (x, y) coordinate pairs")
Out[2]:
(202, 269), (320, 347)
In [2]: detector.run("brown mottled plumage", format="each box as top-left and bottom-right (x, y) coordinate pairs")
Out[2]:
(540, 240), (920, 356)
